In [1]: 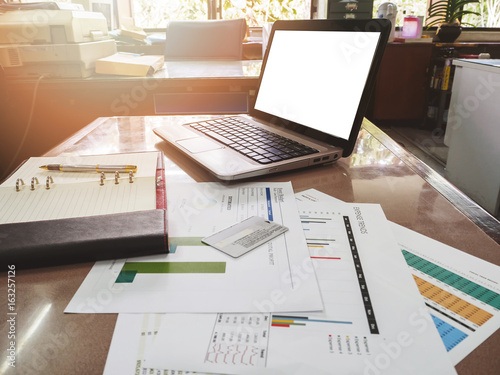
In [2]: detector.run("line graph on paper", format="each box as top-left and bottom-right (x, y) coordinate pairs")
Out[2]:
(204, 313), (271, 367)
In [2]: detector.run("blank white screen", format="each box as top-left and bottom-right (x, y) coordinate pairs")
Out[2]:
(255, 30), (380, 141)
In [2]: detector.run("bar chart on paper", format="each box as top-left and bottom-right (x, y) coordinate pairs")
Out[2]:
(400, 243), (500, 364)
(66, 182), (325, 314)
(294, 210), (379, 335)
(295, 189), (500, 366)
(116, 261), (227, 283)
(142, 202), (457, 375)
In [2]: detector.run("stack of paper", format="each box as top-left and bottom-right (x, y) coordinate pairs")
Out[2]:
(95, 53), (164, 76)
(62, 182), (500, 374)
(119, 24), (148, 40)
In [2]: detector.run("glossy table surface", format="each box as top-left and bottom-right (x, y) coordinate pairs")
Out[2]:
(1, 115), (499, 374)
(5, 60), (262, 84)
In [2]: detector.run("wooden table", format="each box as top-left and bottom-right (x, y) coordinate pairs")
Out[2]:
(1, 115), (499, 374)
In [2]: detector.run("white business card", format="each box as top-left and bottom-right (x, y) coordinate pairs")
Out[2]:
(202, 216), (288, 258)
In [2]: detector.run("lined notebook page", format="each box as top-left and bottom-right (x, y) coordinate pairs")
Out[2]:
(0, 152), (159, 224)
(1, 152), (159, 187)
(0, 178), (156, 224)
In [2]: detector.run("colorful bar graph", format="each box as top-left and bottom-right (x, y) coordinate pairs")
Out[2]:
(300, 214), (333, 225)
(266, 188), (273, 221)
(403, 250), (500, 309)
(306, 239), (336, 243)
(271, 315), (352, 328)
(431, 315), (469, 352)
(412, 275), (493, 326)
(307, 242), (331, 247)
(116, 261), (226, 283)
(300, 215), (332, 221)
(167, 237), (206, 253)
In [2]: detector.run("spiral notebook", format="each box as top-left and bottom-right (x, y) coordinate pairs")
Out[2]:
(0, 152), (167, 268)
(0, 152), (159, 224)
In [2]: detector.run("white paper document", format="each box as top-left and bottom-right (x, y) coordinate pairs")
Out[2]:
(103, 314), (195, 375)
(297, 188), (500, 365)
(65, 182), (323, 313)
(142, 201), (455, 374)
(392, 223), (500, 365)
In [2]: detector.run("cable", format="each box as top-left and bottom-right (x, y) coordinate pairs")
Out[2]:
(4, 74), (47, 176)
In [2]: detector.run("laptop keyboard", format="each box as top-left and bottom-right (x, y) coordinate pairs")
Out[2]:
(189, 117), (319, 164)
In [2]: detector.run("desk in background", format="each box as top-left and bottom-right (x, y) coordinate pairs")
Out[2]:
(0, 60), (261, 181)
(367, 42), (500, 126)
(0, 115), (499, 374)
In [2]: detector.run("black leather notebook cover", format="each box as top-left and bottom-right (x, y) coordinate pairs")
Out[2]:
(0, 209), (168, 269)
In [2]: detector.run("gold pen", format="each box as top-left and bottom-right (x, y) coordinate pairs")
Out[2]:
(39, 164), (138, 173)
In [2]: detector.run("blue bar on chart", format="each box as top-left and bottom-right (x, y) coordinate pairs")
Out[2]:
(431, 314), (469, 351)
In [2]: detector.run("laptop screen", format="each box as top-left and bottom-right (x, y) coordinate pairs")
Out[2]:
(254, 29), (381, 141)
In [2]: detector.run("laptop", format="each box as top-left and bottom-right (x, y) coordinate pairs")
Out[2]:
(154, 19), (391, 180)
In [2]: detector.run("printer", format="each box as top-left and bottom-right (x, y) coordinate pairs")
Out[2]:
(0, 7), (117, 78)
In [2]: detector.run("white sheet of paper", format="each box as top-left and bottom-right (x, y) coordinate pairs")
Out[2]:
(143, 201), (456, 374)
(103, 314), (196, 375)
(391, 222), (500, 365)
(297, 188), (500, 365)
(65, 182), (323, 313)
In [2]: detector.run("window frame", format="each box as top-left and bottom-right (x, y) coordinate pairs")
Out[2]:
(119, 0), (500, 32)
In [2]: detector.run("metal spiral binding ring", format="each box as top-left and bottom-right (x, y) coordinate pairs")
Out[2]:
(114, 171), (120, 184)
(129, 170), (134, 183)
(45, 176), (54, 190)
(15, 178), (25, 192)
(30, 177), (39, 191)
(100, 172), (105, 186)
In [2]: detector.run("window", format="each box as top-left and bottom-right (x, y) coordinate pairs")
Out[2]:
(221, 0), (311, 26)
(462, 1), (500, 27)
(372, 0), (500, 28)
(132, 0), (311, 28)
(133, 0), (207, 27)
(28, 0), (500, 29)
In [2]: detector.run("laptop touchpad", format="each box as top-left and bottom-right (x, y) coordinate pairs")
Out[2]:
(177, 137), (223, 153)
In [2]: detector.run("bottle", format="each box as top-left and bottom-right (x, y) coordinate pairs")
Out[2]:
(402, 12), (419, 39)
(377, 2), (398, 42)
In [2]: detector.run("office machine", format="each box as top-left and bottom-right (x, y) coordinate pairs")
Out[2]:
(0, 9), (116, 78)
(72, 0), (117, 30)
(0, 9), (109, 44)
(0, 40), (116, 78)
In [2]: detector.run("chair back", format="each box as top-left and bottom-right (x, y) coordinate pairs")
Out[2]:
(164, 18), (247, 60)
